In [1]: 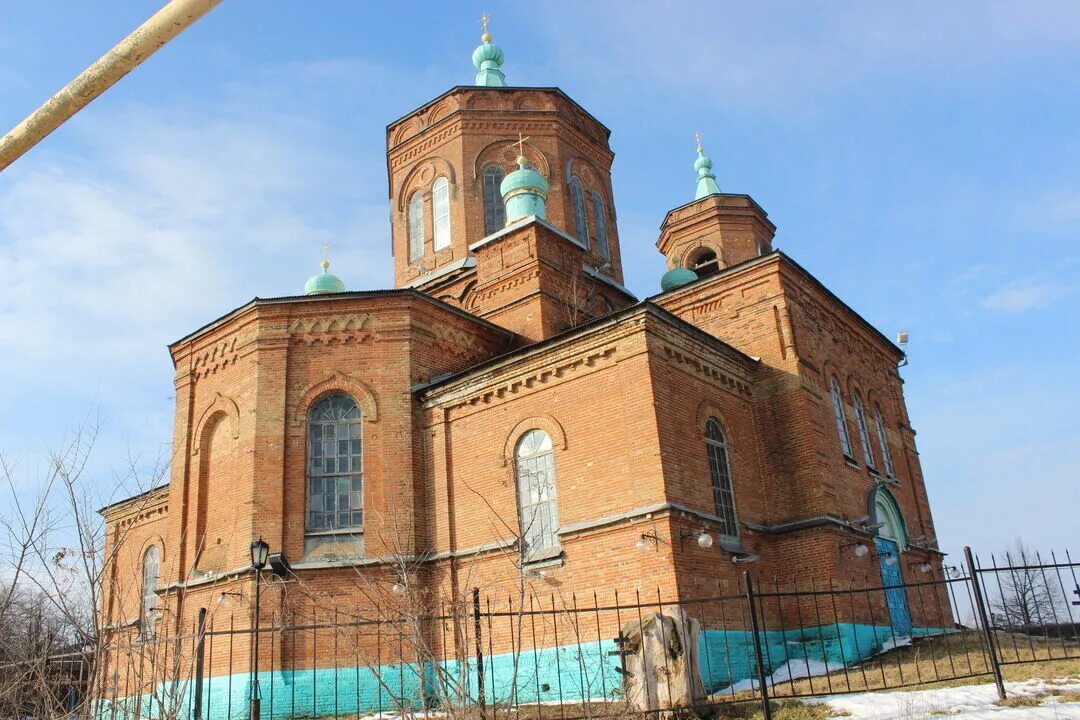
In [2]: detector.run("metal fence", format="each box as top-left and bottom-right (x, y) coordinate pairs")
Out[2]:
(6, 545), (1079, 720)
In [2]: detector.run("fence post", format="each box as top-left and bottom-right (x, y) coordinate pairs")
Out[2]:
(472, 588), (487, 719)
(193, 608), (207, 720)
(744, 572), (773, 720)
(963, 546), (1006, 701)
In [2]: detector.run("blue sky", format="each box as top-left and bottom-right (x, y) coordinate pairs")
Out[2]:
(0, 1), (1076, 566)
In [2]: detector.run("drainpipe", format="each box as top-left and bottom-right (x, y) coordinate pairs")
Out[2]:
(0, 0), (223, 172)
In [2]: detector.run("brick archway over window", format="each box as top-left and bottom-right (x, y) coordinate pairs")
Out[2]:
(501, 414), (568, 467)
(292, 372), (379, 427)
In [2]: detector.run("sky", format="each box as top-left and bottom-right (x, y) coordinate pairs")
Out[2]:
(0, 1), (1077, 568)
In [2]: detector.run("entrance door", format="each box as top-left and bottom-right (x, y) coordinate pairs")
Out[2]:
(875, 536), (912, 636)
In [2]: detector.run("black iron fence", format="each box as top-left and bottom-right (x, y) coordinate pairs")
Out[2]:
(4, 545), (1079, 720)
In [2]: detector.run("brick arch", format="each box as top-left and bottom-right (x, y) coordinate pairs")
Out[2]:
(291, 372), (379, 427)
(501, 414), (568, 467)
(425, 98), (457, 126)
(472, 139), (551, 180)
(680, 243), (723, 273)
(694, 399), (737, 445)
(512, 91), (556, 111)
(191, 392), (239, 456)
(396, 157), (458, 212)
(137, 534), (166, 568)
(391, 117), (424, 147)
(563, 157), (611, 205)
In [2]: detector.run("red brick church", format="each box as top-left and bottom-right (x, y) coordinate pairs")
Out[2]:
(99, 21), (944, 716)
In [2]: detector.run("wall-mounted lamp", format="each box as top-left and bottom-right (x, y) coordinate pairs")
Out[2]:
(907, 561), (932, 574)
(731, 553), (760, 564)
(678, 528), (714, 550)
(840, 540), (870, 558)
(636, 530), (663, 552)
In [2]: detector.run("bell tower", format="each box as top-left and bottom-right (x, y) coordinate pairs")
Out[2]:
(385, 21), (627, 310)
(657, 136), (776, 290)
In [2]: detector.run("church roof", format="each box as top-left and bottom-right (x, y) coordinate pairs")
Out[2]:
(168, 288), (514, 355)
(416, 300), (758, 400)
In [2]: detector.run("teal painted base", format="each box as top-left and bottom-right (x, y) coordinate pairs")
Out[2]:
(96, 625), (950, 719)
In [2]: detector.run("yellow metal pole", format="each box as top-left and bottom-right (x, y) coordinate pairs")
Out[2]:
(0, 0), (223, 172)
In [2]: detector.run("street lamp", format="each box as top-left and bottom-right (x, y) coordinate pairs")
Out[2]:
(249, 538), (269, 720)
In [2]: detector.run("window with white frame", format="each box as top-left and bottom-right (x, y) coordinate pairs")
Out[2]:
(433, 177), (451, 251)
(705, 419), (738, 536)
(515, 429), (560, 561)
(853, 391), (876, 469)
(482, 165), (505, 234)
(408, 191), (425, 261)
(141, 546), (159, 636)
(830, 377), (853, 458)
(874, 404), (896, 477)
(590, 190), (610, 260)
(307, 393), (363, 532)
(569, 176), (589, 247)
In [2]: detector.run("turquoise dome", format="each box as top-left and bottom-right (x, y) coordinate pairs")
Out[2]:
(500, 156), (549, 224)
(304, 260), (346, 295)
(694, 153), (712, 172)
(472, 32), (506, 87)
(694, 148), (722, 200)
(661, 263), (698, 292)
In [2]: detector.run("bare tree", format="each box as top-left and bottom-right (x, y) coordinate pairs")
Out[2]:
(989, 539), (1061, 630)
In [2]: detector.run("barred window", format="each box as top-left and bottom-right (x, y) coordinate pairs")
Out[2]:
(515, 430), (560, 561)
(569, 176), (589, 247)
(307, 394), (363, 532)
(854, 391), (876, 469)
(433, 177), (451, 250)
(874, 404), (896, 477)
(141, 546), (159, 637)
(705, 419), (738, 536)
(830, 377), (853, 458)
(408, 191), (424, 262)
(483, 165), (506, 234)
(590, 190), (610, 260)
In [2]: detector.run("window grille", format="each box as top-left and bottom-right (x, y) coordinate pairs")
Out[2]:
(515, 429), (559, 560)
(433, 177), (451, 250)
(307, 393), (363, 532)
(705, 418), (738, 536)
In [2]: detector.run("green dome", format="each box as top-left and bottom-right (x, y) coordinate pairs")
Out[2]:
(500, 158), (548, 196)
(693, 153), (712, 172)
(661, 264), (698, 292)
(304, 260), (346, 295)
(472, 40), (504, 69)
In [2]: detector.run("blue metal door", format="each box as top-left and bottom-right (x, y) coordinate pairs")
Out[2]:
(875, 537), (912, 636)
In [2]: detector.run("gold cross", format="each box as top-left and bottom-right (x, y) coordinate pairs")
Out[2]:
(480, 12), (490, 35)
(515, 132), (530, 158)
(695, 132), (703, 153)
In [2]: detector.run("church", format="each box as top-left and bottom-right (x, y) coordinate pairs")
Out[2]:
(98, 20), (945, 717)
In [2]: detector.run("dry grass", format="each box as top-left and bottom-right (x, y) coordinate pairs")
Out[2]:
(750, 630), (1080, 698)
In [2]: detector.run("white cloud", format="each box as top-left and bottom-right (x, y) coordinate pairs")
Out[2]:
(980, 280), (1070, 313)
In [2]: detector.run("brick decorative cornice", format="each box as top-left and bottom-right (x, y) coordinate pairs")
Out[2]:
(389, 124), (461, 171)
(658, 344), (753, 398)
(288, 313), (374, 346)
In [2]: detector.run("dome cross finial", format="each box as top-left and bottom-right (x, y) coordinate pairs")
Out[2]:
(695, 131), (703, 155)
(515, 132), (531, 164)
(480, 12), (491, 42)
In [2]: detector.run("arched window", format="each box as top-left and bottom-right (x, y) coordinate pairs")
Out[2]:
(482, 165), (505, 234)
(141, 546), (159, 637)
(433, 177), (451, 251)
(830, 377), (853, 458)
(515, 429), (560, 561)
(307, 393), (363, 532)
(874, 404), (896, 477)
(590, 190), (610, 260)
(705, 419), (738, 537)
(873, 489), (907, 548)
(569, 176), (589, 247)
(407, 191), (425, 262)
(853, 391), (875, 469)
(689, 248), (720, 279)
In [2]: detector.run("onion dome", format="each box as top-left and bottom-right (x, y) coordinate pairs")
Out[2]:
(661, 261), (698, 292)
(694, 135), (722, 200)
(472, 23), (506, 87)
(500, 154), (549, 224)
(304, 259), (346, 295)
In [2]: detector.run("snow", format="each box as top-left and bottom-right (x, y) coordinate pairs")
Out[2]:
(877, 635), (913, 654)
(812, 678), (1080, 719)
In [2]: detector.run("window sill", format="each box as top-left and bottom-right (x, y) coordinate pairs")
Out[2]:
(305, 529), (364, 538)
(843, 455), (859, 469)
(523, 546), (564, 567)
